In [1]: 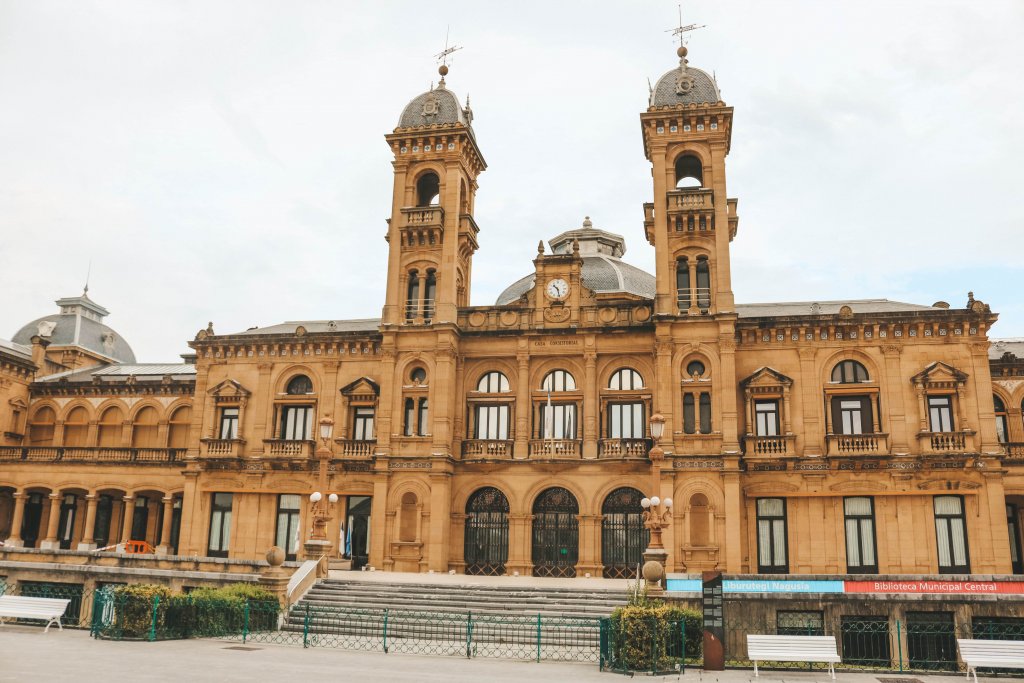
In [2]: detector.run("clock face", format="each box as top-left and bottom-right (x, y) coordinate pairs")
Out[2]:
(546, 278), (569, 300)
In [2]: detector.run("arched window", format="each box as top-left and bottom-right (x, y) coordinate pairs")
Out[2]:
(399, 492), (418, 542)
(168, 406), (192, 449)
(286, 375), (313, 395)
(695, 256), (711, 312)
(608, 368), (643, 391)
(410, 367), (427, 384)
(601, 487), (648, 578)
(994, 395), (1008, 444)
(406, 271), (420, 321)
(131, 406), (160, 448)
(97, 406), (124, 447)
(541, 370), (576, 392)
(476, 372), (510, 393)
(464, 487), (509, 575)
(28, 406), (56, 446)
(532, 487), (579, 578)
(675, 154), (703, 188)
(423, 270), (437, 320)
(831, 360), (869, 384)
(416, 172), (440, 206)
(63, 406), (89, 447)
(676, 258), (690, 311)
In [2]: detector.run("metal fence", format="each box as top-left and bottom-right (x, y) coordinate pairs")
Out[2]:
(599, 617), (692, 674)
(0, 580), (98, 628)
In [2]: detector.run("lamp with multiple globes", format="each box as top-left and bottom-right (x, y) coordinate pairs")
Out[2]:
(641, 413), (672, 589)
(308, 416), (338, 544)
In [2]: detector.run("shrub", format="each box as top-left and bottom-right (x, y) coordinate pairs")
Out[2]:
(606, 583), (701, 672)
(109, 584), (173, 639)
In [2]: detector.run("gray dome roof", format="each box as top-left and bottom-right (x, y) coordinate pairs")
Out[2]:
(12, 293), (136, 363)
(397, 83), (472, 129)
(650, 58), (721, 108)
(496, 257), (656, 305)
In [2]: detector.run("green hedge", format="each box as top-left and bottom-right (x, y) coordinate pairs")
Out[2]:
(605, 585), (702, 672)
(99, 583), (280, 640)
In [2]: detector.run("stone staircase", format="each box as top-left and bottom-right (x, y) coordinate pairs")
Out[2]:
(283, 577), (628, 647)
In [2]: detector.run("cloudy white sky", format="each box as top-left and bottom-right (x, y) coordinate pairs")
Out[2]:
(1, 1), (1022, 361)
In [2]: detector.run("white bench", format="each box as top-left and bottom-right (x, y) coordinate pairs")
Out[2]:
(0, 595), (71, 633)
(958, 638), (1024, 683)
(747, 634), (840, 679)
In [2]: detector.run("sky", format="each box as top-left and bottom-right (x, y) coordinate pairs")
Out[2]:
(1, 0), (1022, 362)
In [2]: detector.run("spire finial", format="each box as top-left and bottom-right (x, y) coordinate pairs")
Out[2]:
(434, 26), (462, 88)
(665, 3), (705, 63)
(83, 259), (92, 296)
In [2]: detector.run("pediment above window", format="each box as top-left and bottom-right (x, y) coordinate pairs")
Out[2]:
(911, 361), (968, 388)
(207, 378), (252, 403)
(8, 397), (28, 410)
(340, 377), (380, 403)
(740, 366), (793, 392)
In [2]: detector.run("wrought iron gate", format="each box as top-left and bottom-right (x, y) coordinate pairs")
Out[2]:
(532, 487), (579, 578)
(601, 487), (648, 579)
(464, 487), (509, 576)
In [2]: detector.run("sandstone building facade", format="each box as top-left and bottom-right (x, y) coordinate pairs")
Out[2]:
(3, 46), (1024, 581)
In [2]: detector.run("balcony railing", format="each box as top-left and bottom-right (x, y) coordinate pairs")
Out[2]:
(598, 438), (652, 458)
(673, 433), (723, 456)
(917, 431), (971, 454)
(744, 434), (796, 457)
(264, 439), (313, 458)
(1004, 443), (1024, 459)
(202, 439), (242, 458)
(667, 187), (714, 210)
(826, 433), (888, 456)
(399, 206), (444, 248)
(334, 439), (376, 457)
(529, 439), (580, 458)
(462, 439), (513, 458)
(677, 288), (712, 314)
(0, 446), (182, 464)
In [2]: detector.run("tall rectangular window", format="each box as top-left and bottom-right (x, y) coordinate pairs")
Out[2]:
(540, 403), (577, 439)
(275, 494), (301, 561)
(218, 407), (239, 439)
(404, 399), (415, 436)
(831, 397), (872, 434)
(934, 495), (969, 574)
(756, 498), (788, 573)
(928, 396), (954, 432)
(683, 394), (695, 434)
(755, 400), (779, 437)
(353, 408), (375, 441)
(417, 398), (429, 436)
(279, 405), (313, 440)
(699, 393), (711, 434)
(844, 496), (878, 573)
(1009, 504), (1023, 575)
(607, 403), (644, 439)
(475, 405), (510, 440)
(208, 493), (233, 558)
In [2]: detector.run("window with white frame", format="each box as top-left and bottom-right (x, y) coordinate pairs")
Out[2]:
(607, 402), (644, 439)
(756, 498), (788, 573)
(353, 407), (375, 441)
(279, 405), (313, 440)
(934, 495), (969, 574)
(474, 405), (510, 440)
(844, 497), (878, 573)
(755, 400), (779, 437)
(218, 407), (239, 439)
(928, 396), (954, 432)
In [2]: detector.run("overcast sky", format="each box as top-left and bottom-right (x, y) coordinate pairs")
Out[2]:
(1, 1), (1022, 362)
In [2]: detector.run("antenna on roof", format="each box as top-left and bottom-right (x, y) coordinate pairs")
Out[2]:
(666, 3), (706, 47)
(433, 26), (463, 86)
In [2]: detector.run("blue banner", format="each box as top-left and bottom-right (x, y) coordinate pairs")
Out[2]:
(665, 578), (845, 593)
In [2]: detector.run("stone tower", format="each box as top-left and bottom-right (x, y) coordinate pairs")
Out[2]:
(381, 65), (487, 328)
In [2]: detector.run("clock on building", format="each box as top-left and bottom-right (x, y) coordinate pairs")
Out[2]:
(545, 278), (569, 301)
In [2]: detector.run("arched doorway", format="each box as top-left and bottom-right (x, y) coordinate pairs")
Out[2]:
(532, 487), (579, 578)
(464, 487), (509, 576)
(601, 487), (649, 579)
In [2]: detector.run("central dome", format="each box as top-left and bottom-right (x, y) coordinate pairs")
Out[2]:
(397, 80), (473, 130)
(495, 218), (656, 305)
(11, 291), (136, 363)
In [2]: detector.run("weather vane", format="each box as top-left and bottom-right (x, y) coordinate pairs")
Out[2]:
(434, 26), (463, 68)
(665, 3), (706, 47)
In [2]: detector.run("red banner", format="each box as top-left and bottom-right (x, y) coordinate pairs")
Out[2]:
(844, 580), (1024, 595)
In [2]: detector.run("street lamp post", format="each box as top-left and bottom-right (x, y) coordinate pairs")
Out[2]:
(304, 416), (339, 567)
(642, 413), (673, 590)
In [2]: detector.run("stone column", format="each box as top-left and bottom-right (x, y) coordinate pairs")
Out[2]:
(120, 496), (135, 546)
(39, 493), (62, 550)
(506, 512), (532, 576)
(368, 473), (389, 570)
(514, 348), (530, 459)
(797, 347), (822, 456)
(4, 492), (26, 547)
(156, 497), (175, 555)
(582, 348), (598, 459)
(576, 513), (602, 577)
(77, 494), (99, 551)
(722, 464), (743, 571)
(428, 471), (452, 572)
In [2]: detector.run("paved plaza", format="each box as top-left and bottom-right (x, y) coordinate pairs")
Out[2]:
(0, 626), (1008, 683)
